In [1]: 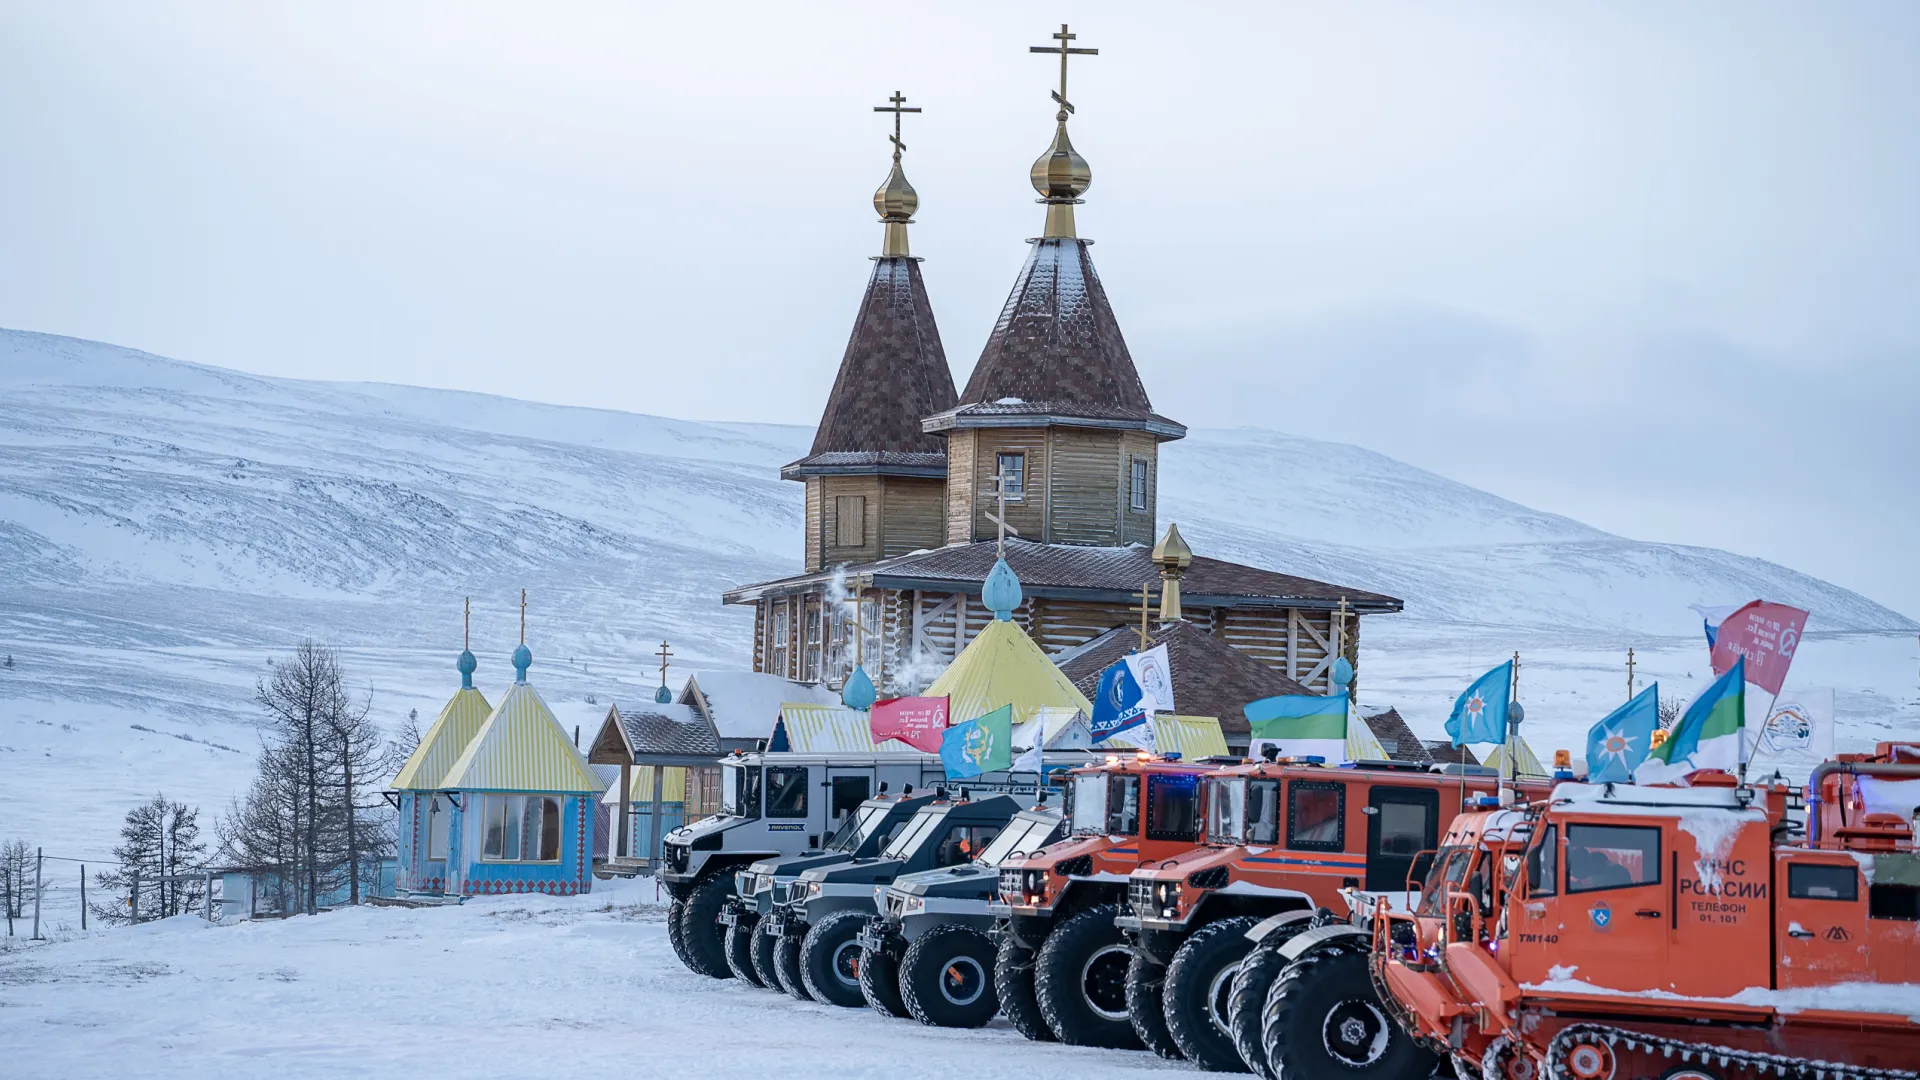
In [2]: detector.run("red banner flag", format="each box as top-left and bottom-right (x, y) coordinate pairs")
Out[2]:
(1709, 600), (1809, 696)
(870, 696), (949, 753)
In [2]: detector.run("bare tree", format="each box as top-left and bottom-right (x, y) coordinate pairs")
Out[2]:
(255, 643), (337, 914)
(322, 685), (389, 904)
(93, 796), (205, 924)
(1657, 695), (1683, 730)
(1, 839), (35, 924)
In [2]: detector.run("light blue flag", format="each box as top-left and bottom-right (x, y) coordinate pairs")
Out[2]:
(1089, 660), (1150, 744)
(1445, 660), (1513, 747)
(939, 704), (1014, 779)
(1586, 683), (1660, 783)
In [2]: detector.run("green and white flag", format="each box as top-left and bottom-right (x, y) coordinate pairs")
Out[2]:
(1636, 658), (1746, 784)
(1244, 693), (1350, 764)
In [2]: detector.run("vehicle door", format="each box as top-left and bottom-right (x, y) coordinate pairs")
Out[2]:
(1365, 785), (1439, 892)
(826, 767), (873, 838)
(1550, 817), (1669, 991)
(1774, 852), (1870, 988)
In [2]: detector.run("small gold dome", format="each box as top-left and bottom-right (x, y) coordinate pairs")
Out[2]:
(874, 161), (918, 223)
(1030, 121), (1091, 202)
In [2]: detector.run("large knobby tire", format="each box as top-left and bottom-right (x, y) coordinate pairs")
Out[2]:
(799, 911), (872, 1007)
(1263, 945), (1435, 1080)
(994, 933), (1055, 1042)
(900, 925), (1001, 1028)
(1166, 916), (1259, 1072)
(859, 941), (910, 1018)
(1035, 904), (1143, 1050)
(678, 876), (735, 979)
(773, 929), (810, 1000)
(667, 900), (694, 972)
(1230, 937), (1298, 1078)
(750, 922), (782, 991)
(1127, 951), (1182, 1060)
(725, 915), (765, 987)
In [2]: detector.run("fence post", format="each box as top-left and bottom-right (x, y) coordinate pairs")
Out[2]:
(204, 871), (214, 923)
(32, 848), (43, 940)
(131, 869), (141, 926)
(80, 864), (87, 931)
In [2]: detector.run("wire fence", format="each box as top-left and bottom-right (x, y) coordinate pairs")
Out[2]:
(2, 850), (122, 942)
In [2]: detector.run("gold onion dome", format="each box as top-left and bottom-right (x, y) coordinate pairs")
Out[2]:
(1030, 121), (1091, 203)
(874, 160), (918, 223)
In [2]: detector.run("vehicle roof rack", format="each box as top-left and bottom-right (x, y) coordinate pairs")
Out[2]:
(1430, 763), (1498, 777)
(1348, 759), (1427, 772)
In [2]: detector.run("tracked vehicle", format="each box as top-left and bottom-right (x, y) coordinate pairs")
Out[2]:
(659, 751), (949, 979)
(854, 804), (1065, 1027)
(764, 791), (1028, 1008)
(716, 790), (938, 988)
(990, 755), (1220, 1049)
(1123, 757), (1532, 1072)
(1331, 759), (1920, 1080)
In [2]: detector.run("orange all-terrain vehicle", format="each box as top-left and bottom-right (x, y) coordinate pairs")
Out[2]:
(988, 754), (1225, 1050)
(1298, 759), (1920, 1080)
(1121, 756), (1546, 1073)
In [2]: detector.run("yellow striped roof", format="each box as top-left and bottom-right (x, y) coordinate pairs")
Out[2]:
(775, 703), (921, 754)
(1481, 736), (1549, 779)
(392, 686), (492, 791)
(442, 682), (607, 794)
(1100, 715), (1230, 759)
(1347, 718), (1391, 762)
(924, 618), (1093, 728)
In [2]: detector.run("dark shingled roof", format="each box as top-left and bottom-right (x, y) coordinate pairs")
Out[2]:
(784, 256), (957, 479)
(926, 238), (1183, 438)
(1056, 622), (1313, 739)
(1360, 708), (1430, 764)
(1424, 741), (1481, 767)
(723, 538), (1402, 613)
(618, 706), (719, 758)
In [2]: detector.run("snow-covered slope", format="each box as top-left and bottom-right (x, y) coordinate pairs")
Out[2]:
(0, 327), (1912, 854)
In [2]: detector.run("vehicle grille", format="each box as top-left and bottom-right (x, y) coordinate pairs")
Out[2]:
(1129, 878), (1156, 918)
(770, 881), (789, 904)
(666, 843), (689, 874)
(999, 869), (1022, 902)
(885, 892), (907, 919)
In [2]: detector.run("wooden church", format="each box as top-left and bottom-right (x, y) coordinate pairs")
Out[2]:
(724, 30), (1400, 711)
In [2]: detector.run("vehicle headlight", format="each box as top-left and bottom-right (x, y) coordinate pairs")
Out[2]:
(1023, 869), (1048, 904)
(1154, 881), (1182, 918)
(901, 895), (925, 914)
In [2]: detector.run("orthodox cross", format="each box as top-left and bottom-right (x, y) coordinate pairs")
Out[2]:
(983, 474), (1021, 557)
(463, 596), (471, 650)
(1626, 646), (1637, 699)
(837, 591), (870, 666)
(874, 91), (920, 164)
(518, 588), (527, 644)
(1030, 23), (1098, 120)
(1135, 583), (1155, 651)
(656, 640), (673, 688)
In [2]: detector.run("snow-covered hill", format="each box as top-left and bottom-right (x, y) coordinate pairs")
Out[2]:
(0, 327), (1913, 854)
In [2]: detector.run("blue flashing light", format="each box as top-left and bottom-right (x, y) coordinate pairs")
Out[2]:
(1302, 755), (1326, 765)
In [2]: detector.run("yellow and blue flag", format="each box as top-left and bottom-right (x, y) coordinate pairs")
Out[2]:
(940, 703), (1013, 779)
(1445, 660), (1512, 747)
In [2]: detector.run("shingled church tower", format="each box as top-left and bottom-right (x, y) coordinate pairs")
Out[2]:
(923, 26), (1184, 549)
(781, 93), (957, 573)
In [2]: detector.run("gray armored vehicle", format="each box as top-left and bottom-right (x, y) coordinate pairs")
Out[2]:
(661, 751), (949, 978)
(762, 792), (1027, 1008)
(717, 789), (938, 988)
(856, 804), (1065, 1028)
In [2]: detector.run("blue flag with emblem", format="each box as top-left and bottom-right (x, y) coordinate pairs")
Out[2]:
(1585, 683), (1660, 783)
(939, 704), (1013, 779)
(1089, 659), (1151, 745)
(1445, 660), (1513, 747)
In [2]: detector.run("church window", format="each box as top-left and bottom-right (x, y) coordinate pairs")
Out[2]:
(428, 795), (450, 860)
(770, 605), (789, 677)
(804, 605), (822, 681)
(480, 794), (563, 863)
(996, 453), (1025, 499)
(1130, 457), (1150, 511)
(834, 495), (867, 547)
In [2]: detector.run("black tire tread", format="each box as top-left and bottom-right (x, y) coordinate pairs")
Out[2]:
(1229, 937), (1296, 1078)
(899, 924), (1001, 1029)
(667, 899), (694, 972)
(773, 929), (809, 1000)
(1127, 951), (1182, 1060)
(1034, 903), (1143, 1050)
(994, 933), (1056, 1042)
(724, 915), (764, 987)
(750, 922), (782, 991)
(858, 940), (909, 1018)
(1164, 915), (1260, 1072)
(678, 876), (736, 979)
(799, 910), (873, 1007)
(1261, 943), (1436, 1080)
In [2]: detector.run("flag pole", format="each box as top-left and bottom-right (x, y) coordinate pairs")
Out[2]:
(1502, 653), (1520, 806)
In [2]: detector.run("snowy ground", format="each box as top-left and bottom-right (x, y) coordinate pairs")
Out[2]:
(0, 879), (1189, 1079)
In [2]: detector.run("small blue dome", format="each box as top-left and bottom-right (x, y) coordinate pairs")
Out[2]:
(982, 557), (1023, 621)
(511, 643), (532, 684)
(457, 649), (477, 689)
(1332, 656), (1354, 693)
(654, 682), (673, 704)
(842, 664), (877, 712)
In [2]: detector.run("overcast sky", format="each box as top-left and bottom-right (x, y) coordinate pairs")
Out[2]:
(3, 3), (1916, 618)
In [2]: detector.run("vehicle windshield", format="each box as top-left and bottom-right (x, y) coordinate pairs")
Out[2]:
(1069, 775), (1108, 833)
(826, 804), (890, 852)
(978, 815), (1058, 867)
(722, 764), (761, 819)
(1207, 778), (1246, 843)
(882, 808), (945, 859)
(1417, 847), (1471, 917)
(1146, 774), (1201, 841)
